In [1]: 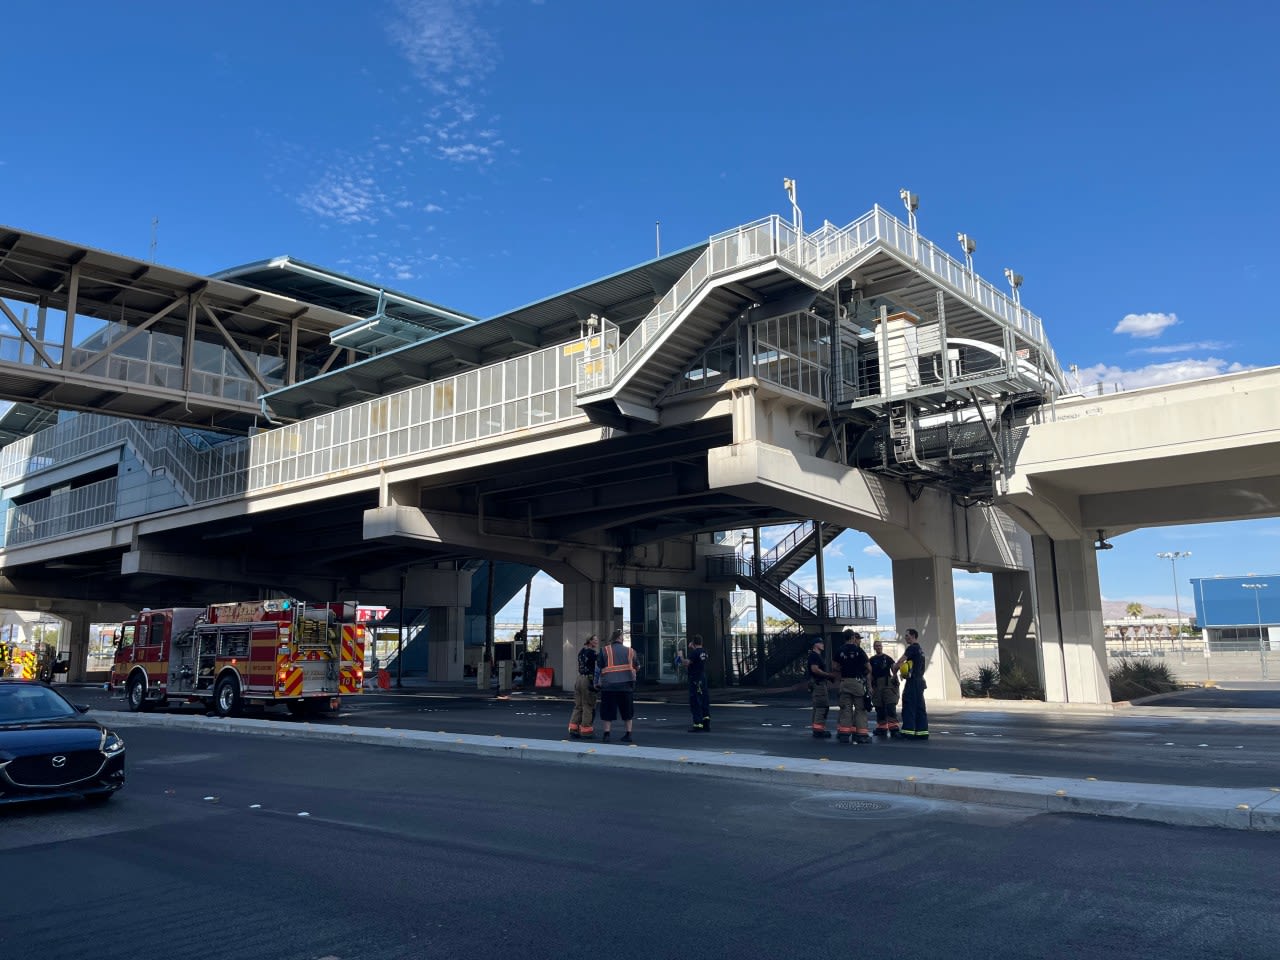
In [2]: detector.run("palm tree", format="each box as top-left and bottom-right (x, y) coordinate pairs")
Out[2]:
(1126, 602), (1144, 619)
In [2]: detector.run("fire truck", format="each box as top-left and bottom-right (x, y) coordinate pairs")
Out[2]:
(109, 599), (365, 717)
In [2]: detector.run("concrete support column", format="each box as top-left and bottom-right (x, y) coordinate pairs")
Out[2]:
(891, 556), (960, 701)
(558, 580), (614, 691)
(992, 569), (1040, 679)
(684, 588), (733, 687)
(59, 611), (91, 684)
(1032, 535), (1110, 705)
(402, 567), (471, 681)
(426, 607), (465, 682)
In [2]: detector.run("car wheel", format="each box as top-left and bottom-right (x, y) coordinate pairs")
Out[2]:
(214, 676), (243, 717)
(126, 674), (147, 713)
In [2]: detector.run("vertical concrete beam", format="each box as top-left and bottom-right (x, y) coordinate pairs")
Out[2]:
(891, 556), (961, 700)
(59, 611), (91, 684)
(559, 580), (614, 691)
(993, 569), (1040, 678)
(1032, 535), (1110, 705)
(684, 588), (733, 687)
(427, 607), (465, 682)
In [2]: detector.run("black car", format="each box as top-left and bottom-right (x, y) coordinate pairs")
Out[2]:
(0, 680), (126, 805)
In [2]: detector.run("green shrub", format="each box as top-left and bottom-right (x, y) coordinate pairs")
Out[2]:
(1108, 657), (1178, 702)
(961, 663), (1000, 697)
(995, 660), (1045, 700)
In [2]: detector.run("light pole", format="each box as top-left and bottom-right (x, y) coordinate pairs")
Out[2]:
(900, 188), (919, 258)
(1242, 583), (1269, 679)
(783, 178), (802, 237)
(957, 232), (976, 290)
(1004, 267), (1023, 309)
(1156, 550), (1190, 664)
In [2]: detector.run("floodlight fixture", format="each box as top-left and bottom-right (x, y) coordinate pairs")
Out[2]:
(1004, 267), (1024, 307)
(1093, 530), (1113, 550)
(899, 188), (919, 213)
(958, 232), (976, 279)
(783, 177), (802, 236)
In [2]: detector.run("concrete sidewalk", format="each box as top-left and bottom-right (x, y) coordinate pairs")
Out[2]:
(103, 710), (1280, 833)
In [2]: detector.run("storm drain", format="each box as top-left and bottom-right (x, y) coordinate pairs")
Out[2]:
(790, 791), (935, 820)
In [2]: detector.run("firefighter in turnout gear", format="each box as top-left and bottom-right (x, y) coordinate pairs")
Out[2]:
(808, 639), (837, 738)
(834, 629), (872, 744)
(869, 639), (901, 737)
(894, 628), (929, 740)
(568, 634), (600, 739)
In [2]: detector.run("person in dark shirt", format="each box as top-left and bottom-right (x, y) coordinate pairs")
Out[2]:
(807, 639), (836, 738)
(869, 639), (901, 737)
(894, 628), (928, 740)
(568, 634), (599, 739)
(834, 629), (871, 744)
(685, 634), (710, 732)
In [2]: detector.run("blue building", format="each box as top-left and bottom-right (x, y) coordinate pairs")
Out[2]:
(1190, 575), (1276, 649)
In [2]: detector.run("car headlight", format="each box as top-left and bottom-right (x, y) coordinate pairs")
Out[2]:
(101, 731), (125, 755)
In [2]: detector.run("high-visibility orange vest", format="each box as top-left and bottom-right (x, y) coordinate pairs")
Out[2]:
(598, 642), (635, 689)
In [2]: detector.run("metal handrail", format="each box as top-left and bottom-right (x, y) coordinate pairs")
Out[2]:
(708, 555), (877, 622)
(578, 205), (1062, 398)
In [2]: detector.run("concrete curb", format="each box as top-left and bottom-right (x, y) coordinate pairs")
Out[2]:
(102, 712), (1280, 833)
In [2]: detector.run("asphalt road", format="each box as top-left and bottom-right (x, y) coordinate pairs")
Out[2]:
(68, 684), (1280, 789)
(3, 726), (1279, 960)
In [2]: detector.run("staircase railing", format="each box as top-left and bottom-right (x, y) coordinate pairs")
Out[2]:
(708, 555), (876, 623)
(576, 204), (1062, 399)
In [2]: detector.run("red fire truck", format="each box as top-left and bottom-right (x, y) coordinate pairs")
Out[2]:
(109, 599), (366, 717)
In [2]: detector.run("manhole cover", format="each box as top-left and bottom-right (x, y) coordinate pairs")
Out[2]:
(832, 798), (891, 813)
(790, 791), (933, 820)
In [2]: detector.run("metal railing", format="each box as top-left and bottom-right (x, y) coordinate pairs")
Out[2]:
(707, 555), (876, 622)
(578, 206), (1062, 399)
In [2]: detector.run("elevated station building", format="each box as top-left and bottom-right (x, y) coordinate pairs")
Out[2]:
(0, 202), (1148, 703)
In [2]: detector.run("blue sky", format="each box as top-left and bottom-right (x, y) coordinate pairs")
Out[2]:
(2, 0), (1277, 626)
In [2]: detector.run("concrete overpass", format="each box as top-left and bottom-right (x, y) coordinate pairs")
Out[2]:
(2, 207), (1276, 707)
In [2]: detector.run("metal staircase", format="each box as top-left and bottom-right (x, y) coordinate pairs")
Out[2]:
(575, 214), (885, 424)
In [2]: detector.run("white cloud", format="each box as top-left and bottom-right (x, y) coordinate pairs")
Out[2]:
(296, 171), (386, 225)
(863, 543), (886, 558)
(1074, 357), (1250, 391)
(387, 0), (498, 94)
(1132, 340), (1230, 355)
(1114, 312), (1178, 338)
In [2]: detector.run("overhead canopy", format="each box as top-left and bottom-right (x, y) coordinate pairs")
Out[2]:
(214, 256), (478, 352)
(0, 225), (367, 433)
(259, 242), (708, 421)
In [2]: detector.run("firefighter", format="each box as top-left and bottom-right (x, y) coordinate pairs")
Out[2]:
(834, 629), (872, 744)
(894, 628), (929, 740)
(807, 638), (837, 738)
(568, 634), (600, 739)
(869, 639), (901, 737)
(685, 633), (710, 732)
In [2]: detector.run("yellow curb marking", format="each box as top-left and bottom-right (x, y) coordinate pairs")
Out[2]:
(1237, 804), (1251, 810)
(1055, 790), (1067, 796)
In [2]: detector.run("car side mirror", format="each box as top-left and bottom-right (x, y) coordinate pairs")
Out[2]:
(75, 704), (91, 713)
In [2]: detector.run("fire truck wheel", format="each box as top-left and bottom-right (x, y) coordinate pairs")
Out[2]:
(214, 676), (243, 717)
(126, 674), (149, 713)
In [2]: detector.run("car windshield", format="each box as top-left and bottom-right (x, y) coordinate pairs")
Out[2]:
(0, 684), (78, 722)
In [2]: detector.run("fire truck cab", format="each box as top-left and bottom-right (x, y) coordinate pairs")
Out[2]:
(110, 599), (365, 717)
